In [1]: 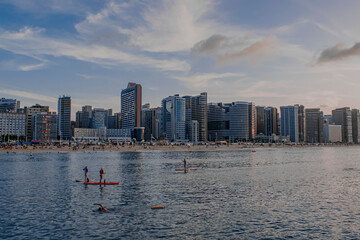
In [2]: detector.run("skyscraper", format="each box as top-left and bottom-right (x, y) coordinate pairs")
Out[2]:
(191, 92), (208, 142)
(264, 107), (277, 136)
(332, 107), (353, 143)
(248, 102), (256, 139)
(207, 103), (227, 141)
(280, 105), (299, 143)
(0, 98), (18, 112)
(24, 104), (50, 141)
(256, 106), (265, 135)
(121, 82), (142, 129)
(295, 104), (305, 142)
(75, 105), (92, 128)
(305, 108), (324, 143)
(58, 95), (71, 140)
(161, 95), (185, 141)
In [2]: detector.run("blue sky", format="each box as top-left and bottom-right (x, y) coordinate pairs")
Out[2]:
(1, 0), (360, 117)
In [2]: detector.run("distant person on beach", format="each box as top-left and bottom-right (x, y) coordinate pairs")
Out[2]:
(94, 203), (108, 212)
(83, 166), (89, 182)
(100, 168), (105, 183)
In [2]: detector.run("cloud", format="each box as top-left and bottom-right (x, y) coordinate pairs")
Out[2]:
(317, 43), (360, 63)
(0, 88), (58, 103)
(191, 34), (277, 65)
(216, 35), (277, 65)
(191, 34), (228, 54)
(18, 63), (45, 71)
(0, 27), (190, 72)
(173, 72), (245, 89)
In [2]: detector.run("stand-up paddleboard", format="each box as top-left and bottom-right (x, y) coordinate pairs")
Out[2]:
(84, 182), (119, 185)
(175, 169), (197, 171)
(76, 179), (95, 182)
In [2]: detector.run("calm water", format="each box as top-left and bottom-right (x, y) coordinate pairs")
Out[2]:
(1, 147), (360, 239)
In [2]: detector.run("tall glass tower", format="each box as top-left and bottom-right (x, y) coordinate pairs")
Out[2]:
(58, 95), (71, 140)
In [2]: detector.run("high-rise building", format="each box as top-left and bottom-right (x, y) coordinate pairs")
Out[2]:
(352, 109), (360, 144)
(0, 112), (26, 138)
(121, 82), (142, 129)
(228, 102), (249, 141)
(295, 104), (305, 142)
(324, 123), (342, 143)
(0, 98), (19, 112)
(248, 102), (256, 139)
(75, 105), (92, 128)
(208, 103), (227, 141)
(264, 107), (277, 136)
(332, 107), (353, 143)
(305, 108), (324, 143)
(91, 108), (109, 129)
(280, 105), (299, 143)
(32, 112), (58, 142)
(24, 104), (50, 141)
(161, 95), (185, 141)
(144, 107), (161, 141)
(256, 106), (265, 135)
(58, 95), (71, 140)
(191, 92), (208, 142)
(183, 96), (192, 140)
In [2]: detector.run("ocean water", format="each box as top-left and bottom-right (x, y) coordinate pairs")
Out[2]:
(1, 147), (360, 239)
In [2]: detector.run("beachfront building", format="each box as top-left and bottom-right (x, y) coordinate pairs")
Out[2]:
(32, 112), (58, 142)
(161, 95), (185, 142)
(208, 103), (227, 141)
(143, 107), (160, 141)
(0, 98), (19, 112)
(76, 105), (92, 128)
(264, 107), (277, 136)
(191, 92), (208, 142)
(295, 104), (305, 143)
(24, 104), (50, 141)
(248, 102), (256, 139)
(208, 101), (250, 142)
(0, 112), (26, 139)
(332, 107), (353, 143)
(305, 108), (324, 143)
(256, 106), (265, 135)
(280, 105), (299, 143)
(323, 123), (342, 143)
(73, 127), (131, 142)
(351, 109), (360, 143)
(121, 82), (142, 130)
(58, 95), (71, 140)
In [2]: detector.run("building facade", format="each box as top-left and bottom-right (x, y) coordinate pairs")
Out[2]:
(264, 107), (277, 136)
(295, 104), (305, 142)
(0, 98), (19, 112)
(248, 102), (256, 139)
(121, 82), (142, 129)
(32, 112), (57, 142)
(324, 123), (342, 143)
(305, 108), (324, 143)
(0, 112), (25, 138)
(280, 105), (299, 143)
(161, 95), (185, 141)
(24, 104), (50, 141)
(58, 96), (71, 140)
(351, 109), (360, 143)
(332, 107), (353, 143)
(256, 106), (265, 135)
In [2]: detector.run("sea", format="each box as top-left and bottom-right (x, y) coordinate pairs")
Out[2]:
(1, 146), (360, 239)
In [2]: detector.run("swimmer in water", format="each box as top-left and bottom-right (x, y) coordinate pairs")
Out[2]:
(94, 203), (108, 212)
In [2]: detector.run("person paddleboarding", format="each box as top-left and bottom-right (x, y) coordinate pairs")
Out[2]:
(99, 168), (105, 183)
(83, 166), (89, 182)
(183, 158), (188, 173)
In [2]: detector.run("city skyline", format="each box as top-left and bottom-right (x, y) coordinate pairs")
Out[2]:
(2, 1), (360, 114)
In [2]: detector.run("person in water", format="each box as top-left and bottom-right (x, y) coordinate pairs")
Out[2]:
(183, 158), (187, 172)
(94, 203), (108, 212)
(83, 166), (89, 182)
(99, 168), (105, 183)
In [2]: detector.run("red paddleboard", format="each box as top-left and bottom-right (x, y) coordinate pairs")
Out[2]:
(175, 169), (197, 171)
(84, 182), (119, 185)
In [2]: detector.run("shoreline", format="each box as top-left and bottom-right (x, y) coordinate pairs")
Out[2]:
(0, 143), (358, 153)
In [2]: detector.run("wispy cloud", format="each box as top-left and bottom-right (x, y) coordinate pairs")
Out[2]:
(173, 72), (245, 89)
(191, 34), (277, 65)
(18, 63), (45, 71)
(0, 88), (57, 103)
(317, 42), (360, 64)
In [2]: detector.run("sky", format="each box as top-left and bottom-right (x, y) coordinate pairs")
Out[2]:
(1, 0), (360, 117)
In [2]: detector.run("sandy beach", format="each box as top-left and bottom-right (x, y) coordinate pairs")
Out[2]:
(0, 142), (354, 153)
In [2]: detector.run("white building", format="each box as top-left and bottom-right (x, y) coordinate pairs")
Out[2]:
(73, 127), (131, 142)
(324, 124), (342, 143)
(0, 112), (26, 137)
